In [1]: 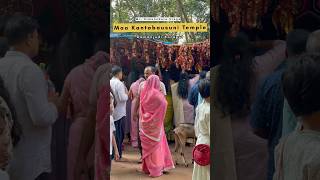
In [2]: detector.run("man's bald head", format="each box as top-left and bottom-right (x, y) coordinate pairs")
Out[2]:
(307, 30), (320, 53)
(144, 66), (156, 79)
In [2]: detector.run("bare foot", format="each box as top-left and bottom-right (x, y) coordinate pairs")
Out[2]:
(115, 158), (126, 162)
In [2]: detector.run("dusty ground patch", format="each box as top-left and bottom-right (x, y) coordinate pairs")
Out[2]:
(110, 140), (194, 180)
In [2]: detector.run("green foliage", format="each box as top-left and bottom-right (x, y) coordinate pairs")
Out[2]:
(111, 0), (210, 43)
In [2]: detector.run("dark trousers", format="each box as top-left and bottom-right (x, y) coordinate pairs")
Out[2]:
(114, 117), (125, 158)
(35, 173), (50, 180)
(137, 117), (142, 157)
(267, 147), (275, 180)
(110, 155), (113, 171)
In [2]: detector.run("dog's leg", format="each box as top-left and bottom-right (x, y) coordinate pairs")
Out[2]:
(174, 132), (179, 153)
(179, 133), (188, 167)
(173, 132), (180, 166)
(176, 132), (185, 166)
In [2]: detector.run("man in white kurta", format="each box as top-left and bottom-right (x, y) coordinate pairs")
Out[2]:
(110, 66), (128, 159)
(0, 16), (58, 180)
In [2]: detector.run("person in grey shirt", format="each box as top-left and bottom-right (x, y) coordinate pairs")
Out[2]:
(0, 16), (59, 180)
(281, 30), (320, 138)
(274, 53), (320, 180)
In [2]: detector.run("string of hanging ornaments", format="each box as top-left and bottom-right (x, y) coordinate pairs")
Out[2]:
(147, 39), (209, 72)
(0, 0), (34, 16)
(272, 0), (300, 34)
(211, 0), (300, 35)
(110, 38), (210, 73)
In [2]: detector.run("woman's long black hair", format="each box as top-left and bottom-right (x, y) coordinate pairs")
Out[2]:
(0, 76), (21, 146)
(216, 33), (254, 117)
(177, 72), (190, 99)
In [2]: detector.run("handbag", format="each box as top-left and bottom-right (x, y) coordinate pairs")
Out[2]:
(192, 144), (210, 166)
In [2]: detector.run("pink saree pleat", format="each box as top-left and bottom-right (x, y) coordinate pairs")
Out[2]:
(139, 75), (174, 177)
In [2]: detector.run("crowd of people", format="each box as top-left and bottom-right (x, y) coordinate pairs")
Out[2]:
(0, 14), (111, 180)
(213, 29), (320, 180)
(109, 62), (211, 179)
(0, 14), (212, 180)
(2, 9), (319, 180)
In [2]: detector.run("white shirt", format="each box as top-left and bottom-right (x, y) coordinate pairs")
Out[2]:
(110, 77), (128, 121)
(0, 51), (58, 180)
(195, 101), (210, 145)
(110, 115), (116, 155)
(0, 170), (9, 180)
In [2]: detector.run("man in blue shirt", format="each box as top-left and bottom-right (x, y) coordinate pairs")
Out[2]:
(251, 29), (310, 180)
(188, 71), (207, 110)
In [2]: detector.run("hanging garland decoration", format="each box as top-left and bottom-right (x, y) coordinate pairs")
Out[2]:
(157, 43), (166, 68)
(272, 0), (299, 34)
(110, 47), (116, 64)
(125, 47), (130, 62)
(205, 40), (212, 67)
(168, 46), (174, 68)
(192, 43), (201, 72)
(176, 45), (186, 71)
(162, 46), (170, 70)
(211, 0), (220, 23)
(176, 45), (194, 71)
(0, 0), (34, 16)
(199, 44), (204, 71)
(143, 40), (150, 64)
(220, 0), (269, 36)
(137, 39), (143, 55)
(186, 47), (194, 71)
(111, 38), (210, 72)
(205, 40), (210, 68)
(220, 0), (241, 36)
(243, 0), (269, 29)
(166, 45), (179, 70)
(132, 40), (137, 57)
(200, 39), (210, 71)
(156, 42), (162, 66)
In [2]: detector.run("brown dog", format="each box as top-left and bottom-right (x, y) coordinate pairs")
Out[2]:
(173, 123), (196, 167)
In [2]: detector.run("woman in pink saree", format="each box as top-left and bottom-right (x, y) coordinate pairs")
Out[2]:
(60, 51), (108, 180)
(139, 75), (175, 177)
(128, 77), (145, 148)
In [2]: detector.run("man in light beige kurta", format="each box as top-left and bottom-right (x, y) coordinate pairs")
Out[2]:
(171, 75), (198, 127)
(171, 82), (184, 127)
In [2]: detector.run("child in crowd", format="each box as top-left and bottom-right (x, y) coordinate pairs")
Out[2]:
(273, 53), (320, 179)
(110, 93), (119, 162)
(192, 79), (210, 180)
